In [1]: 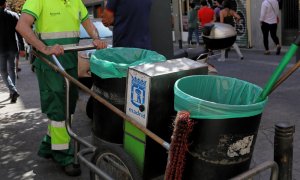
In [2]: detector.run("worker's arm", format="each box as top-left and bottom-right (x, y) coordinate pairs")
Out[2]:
(81, 18), (107, 49)
(16, 13), (64, 56)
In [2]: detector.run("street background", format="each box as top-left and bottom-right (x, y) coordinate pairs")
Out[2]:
(0, 47), (299, 179)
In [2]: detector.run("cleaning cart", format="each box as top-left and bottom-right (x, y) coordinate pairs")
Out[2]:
(33, 47), (209, 179)
(31, 33), (300, 179)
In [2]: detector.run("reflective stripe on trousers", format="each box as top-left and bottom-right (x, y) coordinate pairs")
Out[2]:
(47, 119), (70, 150)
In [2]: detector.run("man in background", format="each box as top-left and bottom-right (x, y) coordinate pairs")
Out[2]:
(102, 0), (152, 50)
(0, 0), (25, 103)
(187, 2), (200, 47)
(198, 0), (215, 27)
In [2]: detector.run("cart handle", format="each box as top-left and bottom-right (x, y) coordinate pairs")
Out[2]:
(230, 161), (278, 180)
(64, 44), (96, 52)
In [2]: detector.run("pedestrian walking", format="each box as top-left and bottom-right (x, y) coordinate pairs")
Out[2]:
(198, 0), (215, 27)
(102, 0), (152, 49)
(0, 0), (25, 103)
(260, 0), (281, 55)
(219, 0), (244, 61)
(16, 0), (107, 176)
(187, 2), (200, 47)
(198, 0), (215, 52)
(213, 0), (223, 22)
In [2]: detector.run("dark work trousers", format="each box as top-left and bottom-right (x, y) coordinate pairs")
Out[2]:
(261, 22), (280, 51)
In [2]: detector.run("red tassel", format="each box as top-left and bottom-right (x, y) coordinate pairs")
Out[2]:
(165, 111), (195, 180)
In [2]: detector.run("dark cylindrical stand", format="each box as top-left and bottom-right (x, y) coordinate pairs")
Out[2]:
(274, 123), (295, 180)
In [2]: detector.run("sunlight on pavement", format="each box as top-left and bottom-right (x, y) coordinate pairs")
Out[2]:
(21, 170), (36, 180)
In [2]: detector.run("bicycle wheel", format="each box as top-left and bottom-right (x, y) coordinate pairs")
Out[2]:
(90, 143), (142, 180)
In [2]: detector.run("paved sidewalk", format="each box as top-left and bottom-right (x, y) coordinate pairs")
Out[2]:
(0, 58), (91, 180)
(0, 48), (299, 179)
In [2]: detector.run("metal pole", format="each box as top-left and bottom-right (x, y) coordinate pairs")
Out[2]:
(274, 123), (295, 180)
(230, 161), (279, 180)
(173, 0), (183, 49)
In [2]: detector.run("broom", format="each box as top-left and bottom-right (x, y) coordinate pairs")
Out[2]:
(165, 111), (195, 180)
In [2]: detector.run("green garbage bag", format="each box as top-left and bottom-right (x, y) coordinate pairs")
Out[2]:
(174, 75), (268, 119)
(90, 47), (166, 79)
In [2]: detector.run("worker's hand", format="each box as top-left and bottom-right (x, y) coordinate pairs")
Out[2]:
(43, 44), (64, 56)
(102, 9), (114, 27)
(92, 39), (107, 49)
(19, 50), (26, 57)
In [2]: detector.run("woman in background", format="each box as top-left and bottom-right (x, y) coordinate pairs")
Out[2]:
(260, 0), (281, 55)
(219, 0), (243, 61)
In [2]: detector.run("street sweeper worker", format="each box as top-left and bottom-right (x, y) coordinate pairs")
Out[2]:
(16, 0), (107, 176)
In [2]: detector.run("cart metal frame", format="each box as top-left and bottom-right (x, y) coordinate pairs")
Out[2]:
(32, 47), (170, 179)
(32, 46), (280, 180)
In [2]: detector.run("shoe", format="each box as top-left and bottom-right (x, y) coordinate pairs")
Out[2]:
(10, 92), (20, 103)
(264, 51), (270, 55)
(63, 164), (81, 176)
(240, 56), (244, 60)
(276, 46), (281, 55)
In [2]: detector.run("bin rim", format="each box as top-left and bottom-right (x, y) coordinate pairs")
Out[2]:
(174, 75), (268, 119)
(90, 47), (166, 79)
(175, 75), (267, 107)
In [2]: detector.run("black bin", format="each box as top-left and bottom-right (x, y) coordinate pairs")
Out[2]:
(92, 75), (126, 144)
(90, 47), (166, 144)
(174, 75), (268, 179)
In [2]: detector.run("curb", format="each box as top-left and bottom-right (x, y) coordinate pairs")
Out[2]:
(240, 46), (289, 54)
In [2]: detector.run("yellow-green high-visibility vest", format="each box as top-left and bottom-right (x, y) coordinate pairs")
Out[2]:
(22, 0), (89, 70)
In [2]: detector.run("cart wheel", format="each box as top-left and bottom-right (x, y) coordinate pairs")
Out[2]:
(90, 143), (142, 180)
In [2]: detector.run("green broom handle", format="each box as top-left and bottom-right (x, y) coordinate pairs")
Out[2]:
(256, 36), (300, 102)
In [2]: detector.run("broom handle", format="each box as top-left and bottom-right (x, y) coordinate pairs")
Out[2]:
(270, 59), (300, 94)
(32, 50), (170, 150)
(256, 36), (300, 102)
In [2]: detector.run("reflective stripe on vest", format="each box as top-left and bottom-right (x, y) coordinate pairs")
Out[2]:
(38, 31), (80, 46)
(39, 31), (80, 40)
(48, 119), (70, 150)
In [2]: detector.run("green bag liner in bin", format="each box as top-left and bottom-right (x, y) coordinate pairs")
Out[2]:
(174, 75), (268, 119)
(90, 47), (166, 79)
